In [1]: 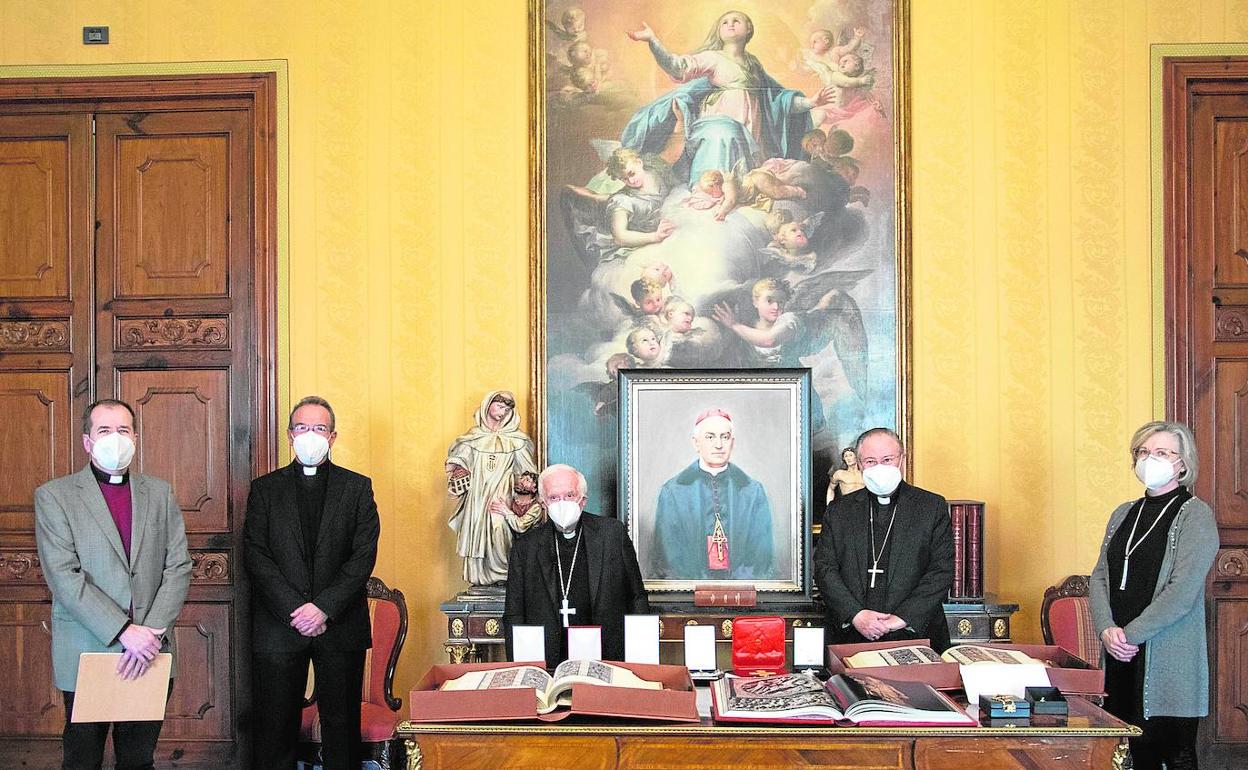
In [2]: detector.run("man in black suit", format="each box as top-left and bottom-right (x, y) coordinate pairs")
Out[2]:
(504, 464), (649, 667)
(815, 428), (955, 651)
(243, 396), (380, 770)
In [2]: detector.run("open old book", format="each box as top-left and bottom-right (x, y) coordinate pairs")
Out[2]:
(711, 672), (973, 726)
(438, 660), (661, 714)
(844, 643), (1042, 668)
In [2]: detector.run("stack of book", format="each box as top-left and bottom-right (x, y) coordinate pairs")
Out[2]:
(948, 500), (985, 601)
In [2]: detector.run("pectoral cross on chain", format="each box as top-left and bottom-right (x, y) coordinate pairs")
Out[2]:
(559, 598), (577, 628)
(555, 530), (583, 628)
(710, 525), (728, 563)
(867, 565), (884, 589)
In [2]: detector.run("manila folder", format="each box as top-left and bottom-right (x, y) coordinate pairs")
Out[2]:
(71, 653), (172, 723)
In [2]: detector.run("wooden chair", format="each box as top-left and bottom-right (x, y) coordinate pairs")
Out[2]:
(1040, 574), (1101, 668)
(298, 576), (409, 770)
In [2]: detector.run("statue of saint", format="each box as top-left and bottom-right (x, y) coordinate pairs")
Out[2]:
(827, 446), (865, 505)
(445, 391), (540, 585)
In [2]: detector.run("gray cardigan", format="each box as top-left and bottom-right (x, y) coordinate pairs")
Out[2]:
(1089, 495), (1219, 719)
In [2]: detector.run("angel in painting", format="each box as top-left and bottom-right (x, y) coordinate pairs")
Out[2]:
(712, 277), (868, 426)
(801, 27), (884, 125)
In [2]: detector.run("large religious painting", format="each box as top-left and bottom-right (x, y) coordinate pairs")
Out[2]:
(617, 368), (812, 595)
(531, 0), (910, 517)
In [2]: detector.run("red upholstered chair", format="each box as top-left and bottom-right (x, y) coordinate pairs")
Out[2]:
(1040, 574), (1101, 669)
(299, 577), (409, 770)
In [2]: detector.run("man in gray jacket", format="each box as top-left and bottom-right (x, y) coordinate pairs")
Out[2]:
(35, 399), (191, 770)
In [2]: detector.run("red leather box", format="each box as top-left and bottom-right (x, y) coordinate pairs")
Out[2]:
(731, 616), (786, 676)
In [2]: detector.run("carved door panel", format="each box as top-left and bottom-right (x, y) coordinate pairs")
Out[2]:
(1213, 593), (1248, 741)
(95, 109), (253, 754)
(1166, 58), (1248, 753)
(0, 113), (93, 740)
(0, 603), (61, 736)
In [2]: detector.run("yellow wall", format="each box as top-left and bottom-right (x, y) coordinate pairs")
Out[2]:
(911, 0), (1248, 641)
(3, 0), (1246, 697)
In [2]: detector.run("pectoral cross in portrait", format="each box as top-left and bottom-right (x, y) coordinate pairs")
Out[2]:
(707, 515), (730, 571)
(710, 527), (727, 562)
(559, 598), (577, 628)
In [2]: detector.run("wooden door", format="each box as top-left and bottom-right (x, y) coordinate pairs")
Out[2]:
(0, 75), (277, 769)
(1165, 57), (1248, 756)
(97, 107), (252, 751)
(0, 112), (94, 740)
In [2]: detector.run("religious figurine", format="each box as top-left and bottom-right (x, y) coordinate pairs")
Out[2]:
(827, 446), (865, 505)
(510, 471), (545, 531)
(445, 391), (538, 586)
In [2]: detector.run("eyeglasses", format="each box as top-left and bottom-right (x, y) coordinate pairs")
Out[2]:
(291, 423), (332, 435)
(860, 455), (900, 468)
(1134, 447), (1180, 461)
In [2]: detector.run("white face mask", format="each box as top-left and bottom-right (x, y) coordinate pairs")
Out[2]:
(90, 432), (136, 473)
(1135, 455), (1179, 491)
(292, 431), (330, 466)
(547, 500), (583, 533)
(862, 464), (902, 497)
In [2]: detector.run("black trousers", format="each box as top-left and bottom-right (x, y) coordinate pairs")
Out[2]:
(1127, 715), (1200, 770)
(252, 643), (366, 770)
(1104, 653), (1200, 770)
(60, 690), (164, 770)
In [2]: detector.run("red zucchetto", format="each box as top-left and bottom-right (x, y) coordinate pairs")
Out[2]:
(694, 408), (732, 426)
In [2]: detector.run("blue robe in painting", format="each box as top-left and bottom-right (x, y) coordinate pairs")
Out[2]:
(652, 462), (776, 581)
(620, 75), (811, 185)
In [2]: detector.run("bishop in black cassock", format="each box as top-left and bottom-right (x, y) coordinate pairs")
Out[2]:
(503, 464), (649, 667)
(814, 429), (954, 651)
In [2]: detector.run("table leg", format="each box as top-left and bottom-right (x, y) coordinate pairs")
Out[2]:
(405, 737), (423, 770)
(1111, 738), (1128, 770)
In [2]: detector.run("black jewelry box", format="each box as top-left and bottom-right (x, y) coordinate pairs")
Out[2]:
(978, 693), (1031, 718)
(979, 716), (1032, 727)
(1024, 686), (1068, 716)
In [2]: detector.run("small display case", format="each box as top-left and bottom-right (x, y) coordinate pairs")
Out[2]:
(1025, 686), (1069, 716)
(978, 693), (1031, 719)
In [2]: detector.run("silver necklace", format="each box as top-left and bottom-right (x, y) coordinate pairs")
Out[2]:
(554, 529), (582, 627)
(868, 499), (899, 589)
(1119, 496), (1179, 590)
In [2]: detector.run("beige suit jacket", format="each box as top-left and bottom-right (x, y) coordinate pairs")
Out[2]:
(34, 465), (192, 691)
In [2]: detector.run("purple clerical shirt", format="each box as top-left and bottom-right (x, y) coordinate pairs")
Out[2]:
(97, 477), (133, 561)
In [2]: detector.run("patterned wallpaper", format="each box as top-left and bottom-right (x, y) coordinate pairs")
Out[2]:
(3, 0), (1248, 691)
(913, 0), (1248, 640)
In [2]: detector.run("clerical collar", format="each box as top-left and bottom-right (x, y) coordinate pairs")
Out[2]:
(302, 464), (319, 476)
(554, 523), (581, 539)
(699, 460), (729, 476)
(90, 464), (129, 485)
(873, 484), (903, 507)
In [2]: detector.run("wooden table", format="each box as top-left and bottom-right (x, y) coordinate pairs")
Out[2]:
(399, 694), (1138, 769)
